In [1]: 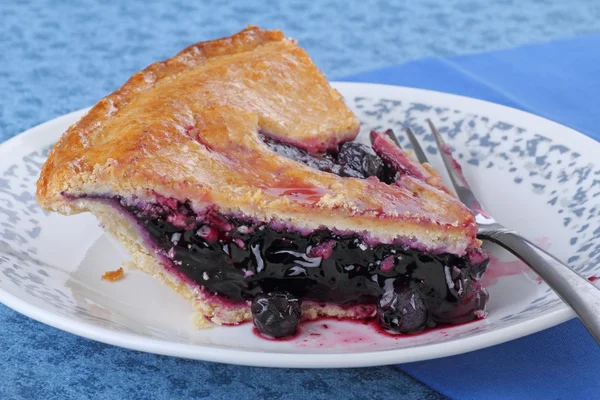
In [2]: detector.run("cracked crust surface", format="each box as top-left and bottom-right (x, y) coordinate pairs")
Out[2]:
(36, 26), (480, 254)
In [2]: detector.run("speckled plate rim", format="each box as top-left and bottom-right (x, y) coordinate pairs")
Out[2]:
(2, 81), (596, 368)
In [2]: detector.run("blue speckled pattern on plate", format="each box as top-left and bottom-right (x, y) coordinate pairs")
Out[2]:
(2, 1), (600, 399)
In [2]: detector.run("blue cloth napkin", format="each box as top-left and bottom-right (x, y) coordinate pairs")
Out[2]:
(343, 35), (600, 400)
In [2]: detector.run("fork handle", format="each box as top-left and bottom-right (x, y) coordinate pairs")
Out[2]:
(479, 229), (600, 345)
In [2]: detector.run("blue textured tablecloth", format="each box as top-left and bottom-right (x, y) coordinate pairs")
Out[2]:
(2, 1), (600, 399)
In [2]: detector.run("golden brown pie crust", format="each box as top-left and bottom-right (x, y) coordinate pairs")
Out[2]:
(37, 26), (479, 255)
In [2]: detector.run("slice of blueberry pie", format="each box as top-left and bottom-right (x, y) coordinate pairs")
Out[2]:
(37, 26), (489, 338)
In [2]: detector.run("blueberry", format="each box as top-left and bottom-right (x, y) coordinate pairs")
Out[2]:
(251, 291), (302, 338)
(262, 135), (364, 178)
(377, 288), (428, 333)
(336, 142), (384, 178)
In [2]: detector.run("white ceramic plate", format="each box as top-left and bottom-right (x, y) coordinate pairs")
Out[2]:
(1, 82), (598, 368)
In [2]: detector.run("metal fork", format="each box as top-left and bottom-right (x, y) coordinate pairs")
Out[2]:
(403, 120), (600, 344)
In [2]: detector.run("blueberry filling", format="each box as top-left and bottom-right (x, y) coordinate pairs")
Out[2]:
(118, 197), (489, 335)
(111, 133), (488, 336)
(261, 134), (397, 183)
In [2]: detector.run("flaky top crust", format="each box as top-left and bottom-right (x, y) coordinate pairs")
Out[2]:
(37, 26), (479, 254)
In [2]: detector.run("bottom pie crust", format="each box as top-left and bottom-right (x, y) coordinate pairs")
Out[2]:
(83, 199), (377, 328)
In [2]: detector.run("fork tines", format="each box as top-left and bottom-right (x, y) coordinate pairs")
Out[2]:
(385, 129), (402, 148)
(404, 127), (429, 164)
